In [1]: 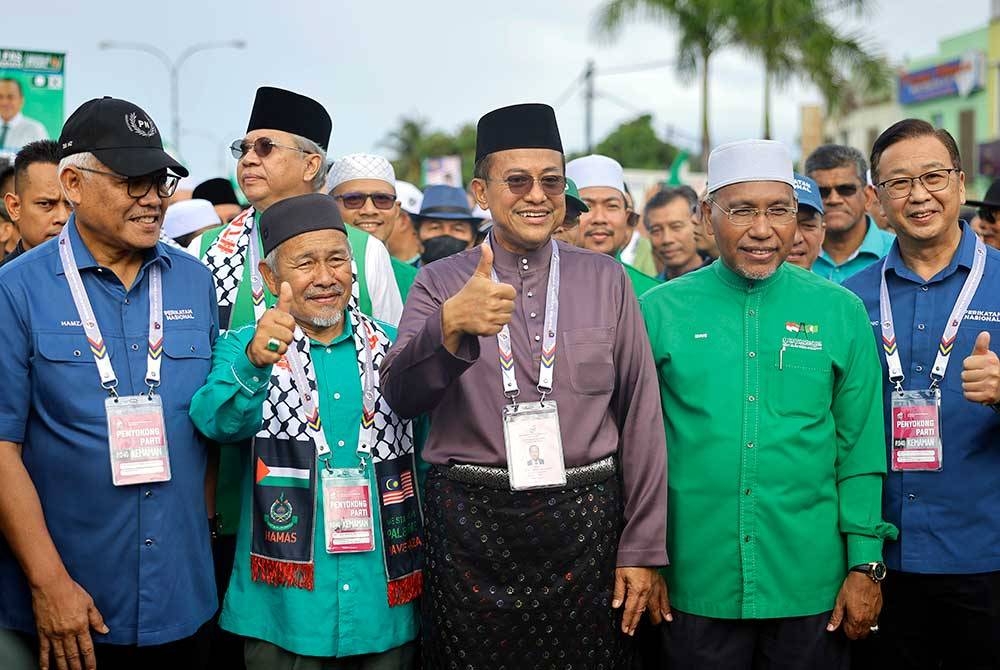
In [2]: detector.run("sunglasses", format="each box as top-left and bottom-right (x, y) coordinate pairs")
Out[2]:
(76, 166), (179, 199)
(489, 174), (566, 196)
(334, 192), (396, 210)
(818, 183), (859, 199)
(229, 137), (310, 160)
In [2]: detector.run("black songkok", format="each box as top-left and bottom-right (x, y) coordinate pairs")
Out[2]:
(192, 177), (240, 206)
(475, 103), (563, 163)
(246, 87), (332, 151)
(259, 193), (346, 257)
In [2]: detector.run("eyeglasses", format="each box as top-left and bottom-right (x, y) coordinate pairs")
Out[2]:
(229, 137), (311, 160)
(333, 192), (396, 210)
(76, 167), (179, 198)
(488, 174), (567, 196)
(707, 198), (797, 226)
(818, 183), (859, 199)
(877, 168), (959, 199)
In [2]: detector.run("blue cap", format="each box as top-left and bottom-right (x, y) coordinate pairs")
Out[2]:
(793, 173), (824, 215)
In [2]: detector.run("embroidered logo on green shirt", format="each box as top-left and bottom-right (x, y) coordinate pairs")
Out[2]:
(785, 321), (819, 334)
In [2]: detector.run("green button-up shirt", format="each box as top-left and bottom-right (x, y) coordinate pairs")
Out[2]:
(189, 318), (418, 658)
(640, 260), (896, 619)
(812, 217), (895, 284)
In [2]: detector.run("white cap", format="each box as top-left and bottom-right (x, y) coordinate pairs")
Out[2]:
(566, 154), (625, 194)
(162, 199), (220, 240)
(326, 153), (396, 193)
(395, 180), (423, 214)
(707, 139), (794, 193)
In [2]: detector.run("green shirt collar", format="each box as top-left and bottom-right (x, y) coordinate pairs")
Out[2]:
(307, 310), (353, 346)
(712, 255), (786, 292)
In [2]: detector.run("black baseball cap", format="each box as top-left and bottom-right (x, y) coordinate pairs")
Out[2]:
(59, 97), (188, 178)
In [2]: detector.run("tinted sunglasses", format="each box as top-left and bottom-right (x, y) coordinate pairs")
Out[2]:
(334, 192), (396, 210)
(490, 175), (566, 196)
(229, 137), (310, 160)
(818, 183), (859, 199)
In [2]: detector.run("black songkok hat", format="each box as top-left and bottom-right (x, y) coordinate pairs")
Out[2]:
(192, 177), (240, 206)
(260, 193), (347, 257)
(475, 103), (563, 163)
(246, 87), (332, 151)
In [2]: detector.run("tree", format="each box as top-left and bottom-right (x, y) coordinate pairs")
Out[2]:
(732, 0), (890, 138)
(594, 0), (741, 169)
(380, 118), (478, 186)
(592, 114), (679, 169)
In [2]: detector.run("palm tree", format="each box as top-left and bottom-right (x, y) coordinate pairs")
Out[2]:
(594, 0), (740, 169)
(732, 0), (890, 138)
(379, 117), (429, 184)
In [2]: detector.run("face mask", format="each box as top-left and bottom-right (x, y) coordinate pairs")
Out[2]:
(421, 235), (469, 264)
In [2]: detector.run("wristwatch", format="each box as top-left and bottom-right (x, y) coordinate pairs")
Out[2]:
(850, 561), (887, 583)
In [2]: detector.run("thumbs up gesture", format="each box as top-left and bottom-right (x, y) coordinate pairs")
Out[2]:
(961, 331), (1000, 405)
(248, 281), (297, 367)
(441, 243), (517, 354)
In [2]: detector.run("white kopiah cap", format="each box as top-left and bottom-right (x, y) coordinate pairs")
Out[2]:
(707, 139), (794, 193)
(326, 153), (396, 193)
(395, 180), (423, 214)
(162, 198), (220, 239)
(566, 154), (625, 194)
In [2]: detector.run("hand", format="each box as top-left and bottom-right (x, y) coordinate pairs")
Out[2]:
(31, 574), (108, 670)
(826, 571), (882, 640)
(612, 566), (657, 636)
(646, 572), (674, 625)
(961, 331), (1000, 405)
(440, 244), (516, 353)
(247, 282), (296, 368)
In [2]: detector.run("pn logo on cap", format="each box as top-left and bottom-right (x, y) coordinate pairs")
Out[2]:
(125, 112), (158, 138)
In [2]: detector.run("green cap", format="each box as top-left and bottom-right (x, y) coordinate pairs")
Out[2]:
(565, 177), (589, 213)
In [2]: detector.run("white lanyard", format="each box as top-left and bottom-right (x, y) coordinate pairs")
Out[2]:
(879, 236), (987, 390)
(58, 224), (163, 397)
(490, 237), (560, 401)
(283, 315), (377, 470)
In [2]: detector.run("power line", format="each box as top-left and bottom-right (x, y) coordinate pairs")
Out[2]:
(553, 75), (583, 110)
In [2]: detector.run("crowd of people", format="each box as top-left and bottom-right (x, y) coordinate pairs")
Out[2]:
(0, 82), (997, 670)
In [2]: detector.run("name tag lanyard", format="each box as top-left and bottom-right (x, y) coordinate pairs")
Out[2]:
(878, 236), (986, 391)
(58, 225), (163, 397)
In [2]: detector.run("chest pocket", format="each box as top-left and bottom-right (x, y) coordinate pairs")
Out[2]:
(35, 332), (109, 419)
(161, 329), (212, 409)
(767, 346), (833, 418)
(563, 327), (615, 395)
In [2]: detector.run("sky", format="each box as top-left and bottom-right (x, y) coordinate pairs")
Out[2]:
(6, 0), (993, 182)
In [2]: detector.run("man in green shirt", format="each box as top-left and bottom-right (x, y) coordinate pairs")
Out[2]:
(190, 193), (420, 670)
(566, 153), (661, 297)
(640, 139), (896, 669)
(326, 153), (418, 303)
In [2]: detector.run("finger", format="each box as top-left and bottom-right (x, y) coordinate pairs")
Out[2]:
(76, 633), (96, 670)
(64, 635), (85, 670)
(39, 635), (51, 670)
(88, 602), (109, 635)
(268, 325), (296, 346)
(474, 243), (494, 278)
(961, 368), (988, 382)
(494, 283), (517, 300)
(276, 281), (294, 313)
(826, 601), (844, 632)
(269, 309), (297, 331)
(611, 571), (626, 609)
(51, 638), (70, 670)
(972, 331), (991, 356)
(622, 589), (649, 635)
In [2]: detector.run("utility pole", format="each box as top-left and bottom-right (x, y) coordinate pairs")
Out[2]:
(584, 60), (595, 153)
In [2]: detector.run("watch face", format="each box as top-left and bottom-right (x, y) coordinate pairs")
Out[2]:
(872, 563), (887, 581)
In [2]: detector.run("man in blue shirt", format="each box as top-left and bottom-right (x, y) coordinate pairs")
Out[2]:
(0, 97), (218, 670)
(806, 144), (895, 283)
(845, 119), (1000, 669)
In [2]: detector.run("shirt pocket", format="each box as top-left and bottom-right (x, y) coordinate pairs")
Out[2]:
(767, 347), (833, 419)
(161, 329), (213, 410)
(35, 332), (108, 419)
(563, 327), (615, 396)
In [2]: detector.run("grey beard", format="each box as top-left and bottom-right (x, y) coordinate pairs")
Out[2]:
(307, 310), (344, 328)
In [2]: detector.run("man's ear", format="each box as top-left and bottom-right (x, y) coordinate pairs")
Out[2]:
(259, 258), (279, 297)
(470, 178), (489, 210)
(3, 191), (20, 225)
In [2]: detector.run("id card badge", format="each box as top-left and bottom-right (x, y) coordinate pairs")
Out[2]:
(105, 394), (172, 486)
(503, 401), (567, 491)
(321, 468), (376, 554)
(890, 388), (943, 471)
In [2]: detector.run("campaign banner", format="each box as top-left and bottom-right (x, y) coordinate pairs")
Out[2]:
(898, 51), (985, 105)
(0, 48), (65, 155)
(422, 155), (463, 188)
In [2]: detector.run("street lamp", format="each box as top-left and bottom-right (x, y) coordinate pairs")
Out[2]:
(97, 39), (246, 155)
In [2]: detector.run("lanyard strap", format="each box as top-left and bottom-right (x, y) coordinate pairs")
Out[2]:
(246, 214), (268, 323)
(879, 236), (987, 390)
(58, 225), (164, 397)
(490, 237), (560, 401)
(283, 316), (376, 470)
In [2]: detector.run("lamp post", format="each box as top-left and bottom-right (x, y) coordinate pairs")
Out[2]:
(97, 39), (246, 155)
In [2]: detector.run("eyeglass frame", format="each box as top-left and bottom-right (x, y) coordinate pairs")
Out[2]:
(706, 197), (798, 226)
(229, 137), (312, 160)
(75, 166), (179, 199)
(876, 168), (961, 199)
(333, 192), (397, 210)
(486, 174), (567, 196)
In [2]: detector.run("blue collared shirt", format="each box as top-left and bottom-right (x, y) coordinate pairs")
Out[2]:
(814, 217), (896, 284)
(0, 217), (220, 645)
(844, 222), (1000, 574)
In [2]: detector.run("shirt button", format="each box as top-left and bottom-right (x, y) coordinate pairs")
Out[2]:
(527, 291), (534, 298)
(145, 490), (152, 498)
(746, 442), (754, 449)
(917, 324), (926, 331)
(530, 312), (537, 318)
(338, 440), (345, 447)
(124, 298), (130, 305)
(748, 352), (756, 358)
(744, 535), (751, 543)
(190, 345), (196, 352)
(921, 286), (929, 292)
(915, 365), (923, 372)
(534, 335), (541, 342)
(131, 343), (140, 351)
(907, 493), (916, 501)
(745, 489), (752, 495)
(333, 392), (341, 400)
(342, 583), (351, 591)
(144, 539), (153, 546)
(73, 350), (81, 357)
(748, 309), (755, 316)
(252, 376), (260, 383)
(748, 395), (756, 402)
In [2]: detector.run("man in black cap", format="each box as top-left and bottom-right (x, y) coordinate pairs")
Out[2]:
(193, 177), (243, 225)
(966, 178), (1000, 250)
(0, 97), (218, 669)
(190, 193), (421, 670)
(382, 103), (668, 668)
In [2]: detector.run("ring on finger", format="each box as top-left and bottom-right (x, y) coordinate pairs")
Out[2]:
(266, 337), (281, 352)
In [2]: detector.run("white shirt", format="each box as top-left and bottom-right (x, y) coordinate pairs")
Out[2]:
(0, 113), (48, 151)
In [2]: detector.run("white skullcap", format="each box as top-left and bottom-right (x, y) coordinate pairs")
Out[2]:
(707, 139), (794, 193)
(325, 153), (396, 193)
(395, 180), (423, 214)
(162, 198), (220, 240)
(566, 154), (625, 194)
